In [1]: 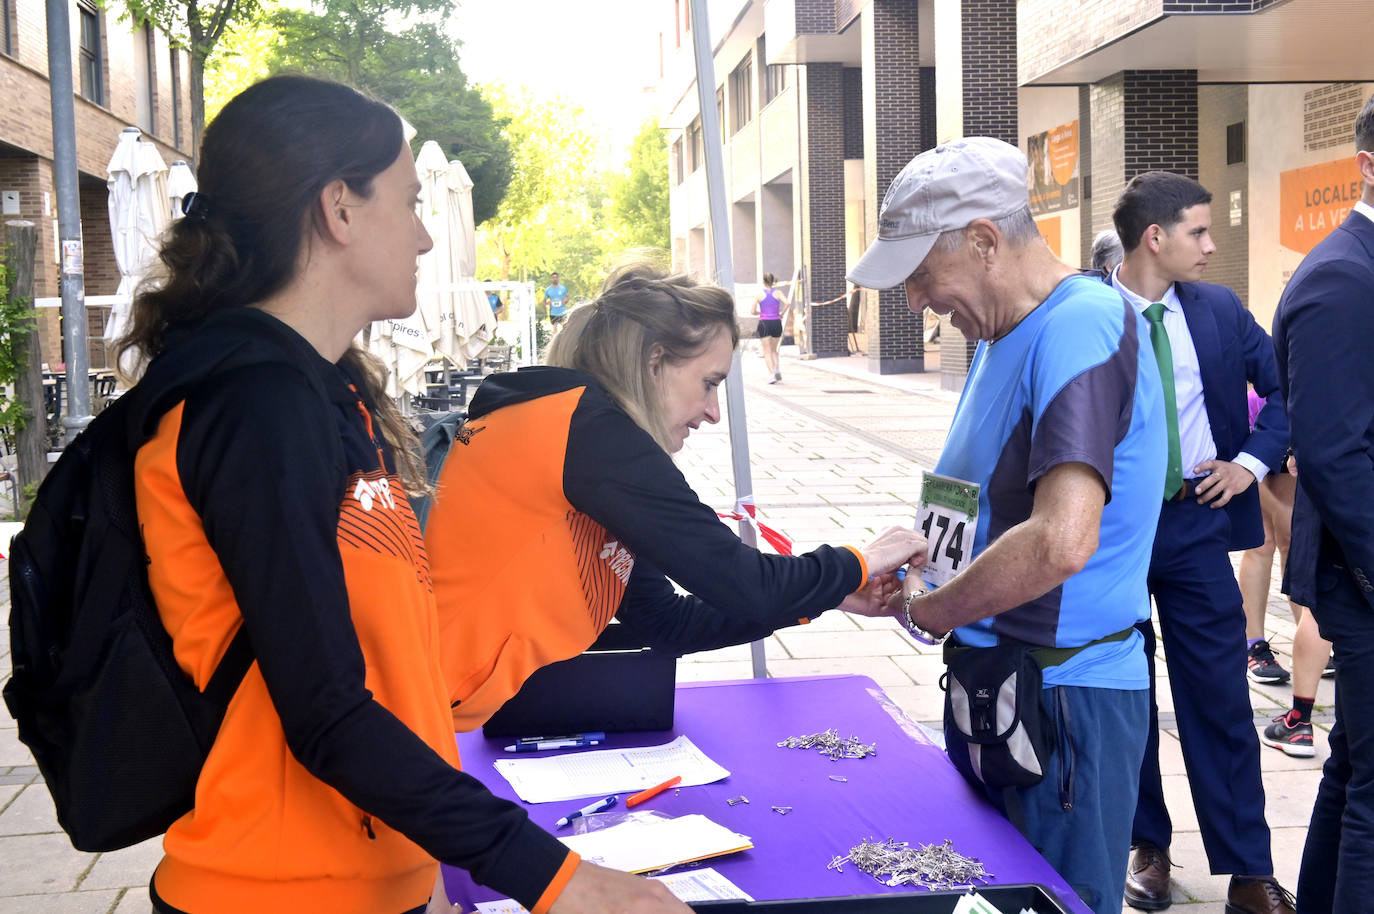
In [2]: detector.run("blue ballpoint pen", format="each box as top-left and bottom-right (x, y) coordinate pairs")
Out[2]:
(555, 795), (618, 828)
(503, 735), (603, 752)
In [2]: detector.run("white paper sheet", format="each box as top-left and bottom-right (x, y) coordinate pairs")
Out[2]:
(492, 735), (730, 803)
(559, 814), (752, 874)
(650, 866), (754, 901)
(473, 866), (752, 913)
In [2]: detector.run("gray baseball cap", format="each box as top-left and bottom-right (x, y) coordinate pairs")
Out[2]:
(847, 137), (1031, 290)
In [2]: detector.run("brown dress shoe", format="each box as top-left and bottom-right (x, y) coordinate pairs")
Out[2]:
(1225, 876), (1296, 914)
(1124, 843), (1172, 910)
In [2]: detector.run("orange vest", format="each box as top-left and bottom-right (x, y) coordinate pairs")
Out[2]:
(137, 401), (456, 914)
(426, 387), (633, 731)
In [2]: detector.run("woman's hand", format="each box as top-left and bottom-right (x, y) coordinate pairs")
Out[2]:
(837, 573), (903, 618)
(550, 861), (691, 914)
(858, 526), (927, 578)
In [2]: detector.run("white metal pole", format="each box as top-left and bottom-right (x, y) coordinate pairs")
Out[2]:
(688, 0), (766, 679)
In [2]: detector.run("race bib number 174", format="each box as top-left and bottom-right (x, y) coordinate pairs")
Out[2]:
(917, 472), (979, 589)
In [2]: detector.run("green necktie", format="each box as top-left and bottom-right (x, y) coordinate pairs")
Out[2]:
(1144, 302), (1183, 499)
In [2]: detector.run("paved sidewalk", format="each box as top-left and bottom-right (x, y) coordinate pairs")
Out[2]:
(0, 346), (1327, 912)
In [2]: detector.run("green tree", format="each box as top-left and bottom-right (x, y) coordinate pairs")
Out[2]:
(120, 0), (266, 164)
(202, 17), (277, 123)
(610, 118), (669, 252)
(478, 87), (611, 293)
(267, 0), (511, 224)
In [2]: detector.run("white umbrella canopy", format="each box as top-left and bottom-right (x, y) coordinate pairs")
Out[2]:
(166, 160), (197, 221)
(415, 139), (455, 358)
(104, 127), (171, 351)
(444, 158), (495, 360)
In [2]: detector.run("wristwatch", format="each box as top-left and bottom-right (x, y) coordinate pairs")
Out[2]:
(901, 591), (947, 646)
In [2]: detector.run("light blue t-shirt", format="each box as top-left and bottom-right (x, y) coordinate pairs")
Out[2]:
(545, 283), (569, 317)
(932, 273), (1166, 690)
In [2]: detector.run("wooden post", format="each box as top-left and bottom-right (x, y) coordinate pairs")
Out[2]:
(6, 220), (47, 510)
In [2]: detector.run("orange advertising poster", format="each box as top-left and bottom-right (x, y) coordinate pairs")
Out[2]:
(1048, 121), (1079, 186)
(1037, 216), (1062, 258)
(1027, 120), (1080, 216)
(1279, 158), (1363, 254)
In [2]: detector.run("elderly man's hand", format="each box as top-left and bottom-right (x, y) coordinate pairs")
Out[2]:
(858, 526), (928, 578)
(1191, 459), (1256, 508)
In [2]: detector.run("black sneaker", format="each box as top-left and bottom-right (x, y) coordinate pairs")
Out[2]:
(1247, 640), (1291, 684)
(1322, 655), (1336, 679)
(1261, 710), (1315, 758)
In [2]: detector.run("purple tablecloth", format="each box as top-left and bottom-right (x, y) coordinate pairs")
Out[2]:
(442, 674), (1090, 913)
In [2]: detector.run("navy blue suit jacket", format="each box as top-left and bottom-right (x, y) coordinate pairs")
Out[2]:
(1273, 211), (1374, 611)
(1099, 275), (1288, 552)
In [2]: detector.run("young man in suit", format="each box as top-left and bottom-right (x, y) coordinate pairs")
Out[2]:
(1273, 92), (1374, 914)
(1110, 171), (1294, 914)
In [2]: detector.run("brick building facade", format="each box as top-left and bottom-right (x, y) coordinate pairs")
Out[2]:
(1, 0), (192, 367)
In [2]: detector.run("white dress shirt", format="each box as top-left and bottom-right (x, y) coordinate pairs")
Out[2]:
(1355, 199), (1374, 226)
(1112, 268), (1268, 484)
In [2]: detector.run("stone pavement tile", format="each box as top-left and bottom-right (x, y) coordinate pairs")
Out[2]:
(0, 782), (59, 835)
(778, 612), (862, 633)
(682, 639), (788, 664)
(1247, 681), (1292, 714)
(1160, 771), (1202, 834)
(889, 653), (949, 687)
(1166, 831), (1231, 905)
(772, 629), (914, 659)
(675, 661), (756, 683)
(763, 656), (912, 689)
(0, 784), (18, 811)
(1157, 728), (1188, 776)
(1260, 768), (1322, 829)
(875, 684), (945, 726)
(848, 613), (910, 633)
(0, 727), (34, 767)
(80, 837), (162, 891)
(0, 833), (95, 894)
(0, 890), (122, 913)
(111, 886), (151, 914)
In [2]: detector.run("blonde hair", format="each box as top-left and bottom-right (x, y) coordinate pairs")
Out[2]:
(547, 261), (739, 451)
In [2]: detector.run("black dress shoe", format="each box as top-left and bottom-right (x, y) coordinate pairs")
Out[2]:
(1124, 843), (1172, 910)
(1225, 876), (1295, 914)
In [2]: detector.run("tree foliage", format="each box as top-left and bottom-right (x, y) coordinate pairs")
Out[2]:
(120, 0), (264, 163)
(609, 119), (670, 252)
(477, 93), (673, 304)
(266, 0), (511, 224)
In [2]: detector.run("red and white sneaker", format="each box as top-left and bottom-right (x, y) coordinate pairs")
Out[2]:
(1261, 710), (1315, 758)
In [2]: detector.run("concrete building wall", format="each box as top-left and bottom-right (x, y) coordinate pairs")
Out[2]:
(1198, 83), (1249, 305)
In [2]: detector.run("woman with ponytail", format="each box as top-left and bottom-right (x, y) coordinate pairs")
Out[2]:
(424, 261), (926, 743)
(126, 76), (675, 914)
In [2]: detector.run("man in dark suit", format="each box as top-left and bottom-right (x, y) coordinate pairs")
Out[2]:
(1273, 92), (1374, 914)
(1108, 171), (1294, 914)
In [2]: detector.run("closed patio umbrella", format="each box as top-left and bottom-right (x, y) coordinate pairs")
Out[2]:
(443, 158), (494, 360)
(166, 160), (197, 222)
(104, 127), (170, 367)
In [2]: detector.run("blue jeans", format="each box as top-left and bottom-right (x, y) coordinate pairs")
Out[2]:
(955, 685), (1148, 914)
(1297, 561), (1374, 913)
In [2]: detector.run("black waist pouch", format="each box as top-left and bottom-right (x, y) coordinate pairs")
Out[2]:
(942, 642), (1055, 804)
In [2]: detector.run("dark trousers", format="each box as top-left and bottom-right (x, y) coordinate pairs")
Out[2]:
(1297, 561), (1374, 913)
(1133, 498), (1273, 875)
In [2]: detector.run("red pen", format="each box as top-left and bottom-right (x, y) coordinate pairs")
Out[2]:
(626, 775), (682, 808)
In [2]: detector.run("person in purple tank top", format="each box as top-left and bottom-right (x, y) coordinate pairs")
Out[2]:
(750, 272), (789, 383)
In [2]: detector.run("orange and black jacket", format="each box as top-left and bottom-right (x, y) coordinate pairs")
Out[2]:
(426, 366), (869, 733)
(133, 310), (574, 914)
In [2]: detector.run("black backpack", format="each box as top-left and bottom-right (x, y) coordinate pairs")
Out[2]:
(3, 316), (315, 852)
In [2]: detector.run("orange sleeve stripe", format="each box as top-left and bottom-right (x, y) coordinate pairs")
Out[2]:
(530, 850), (580, 914)
(843, 545), (868, 592)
